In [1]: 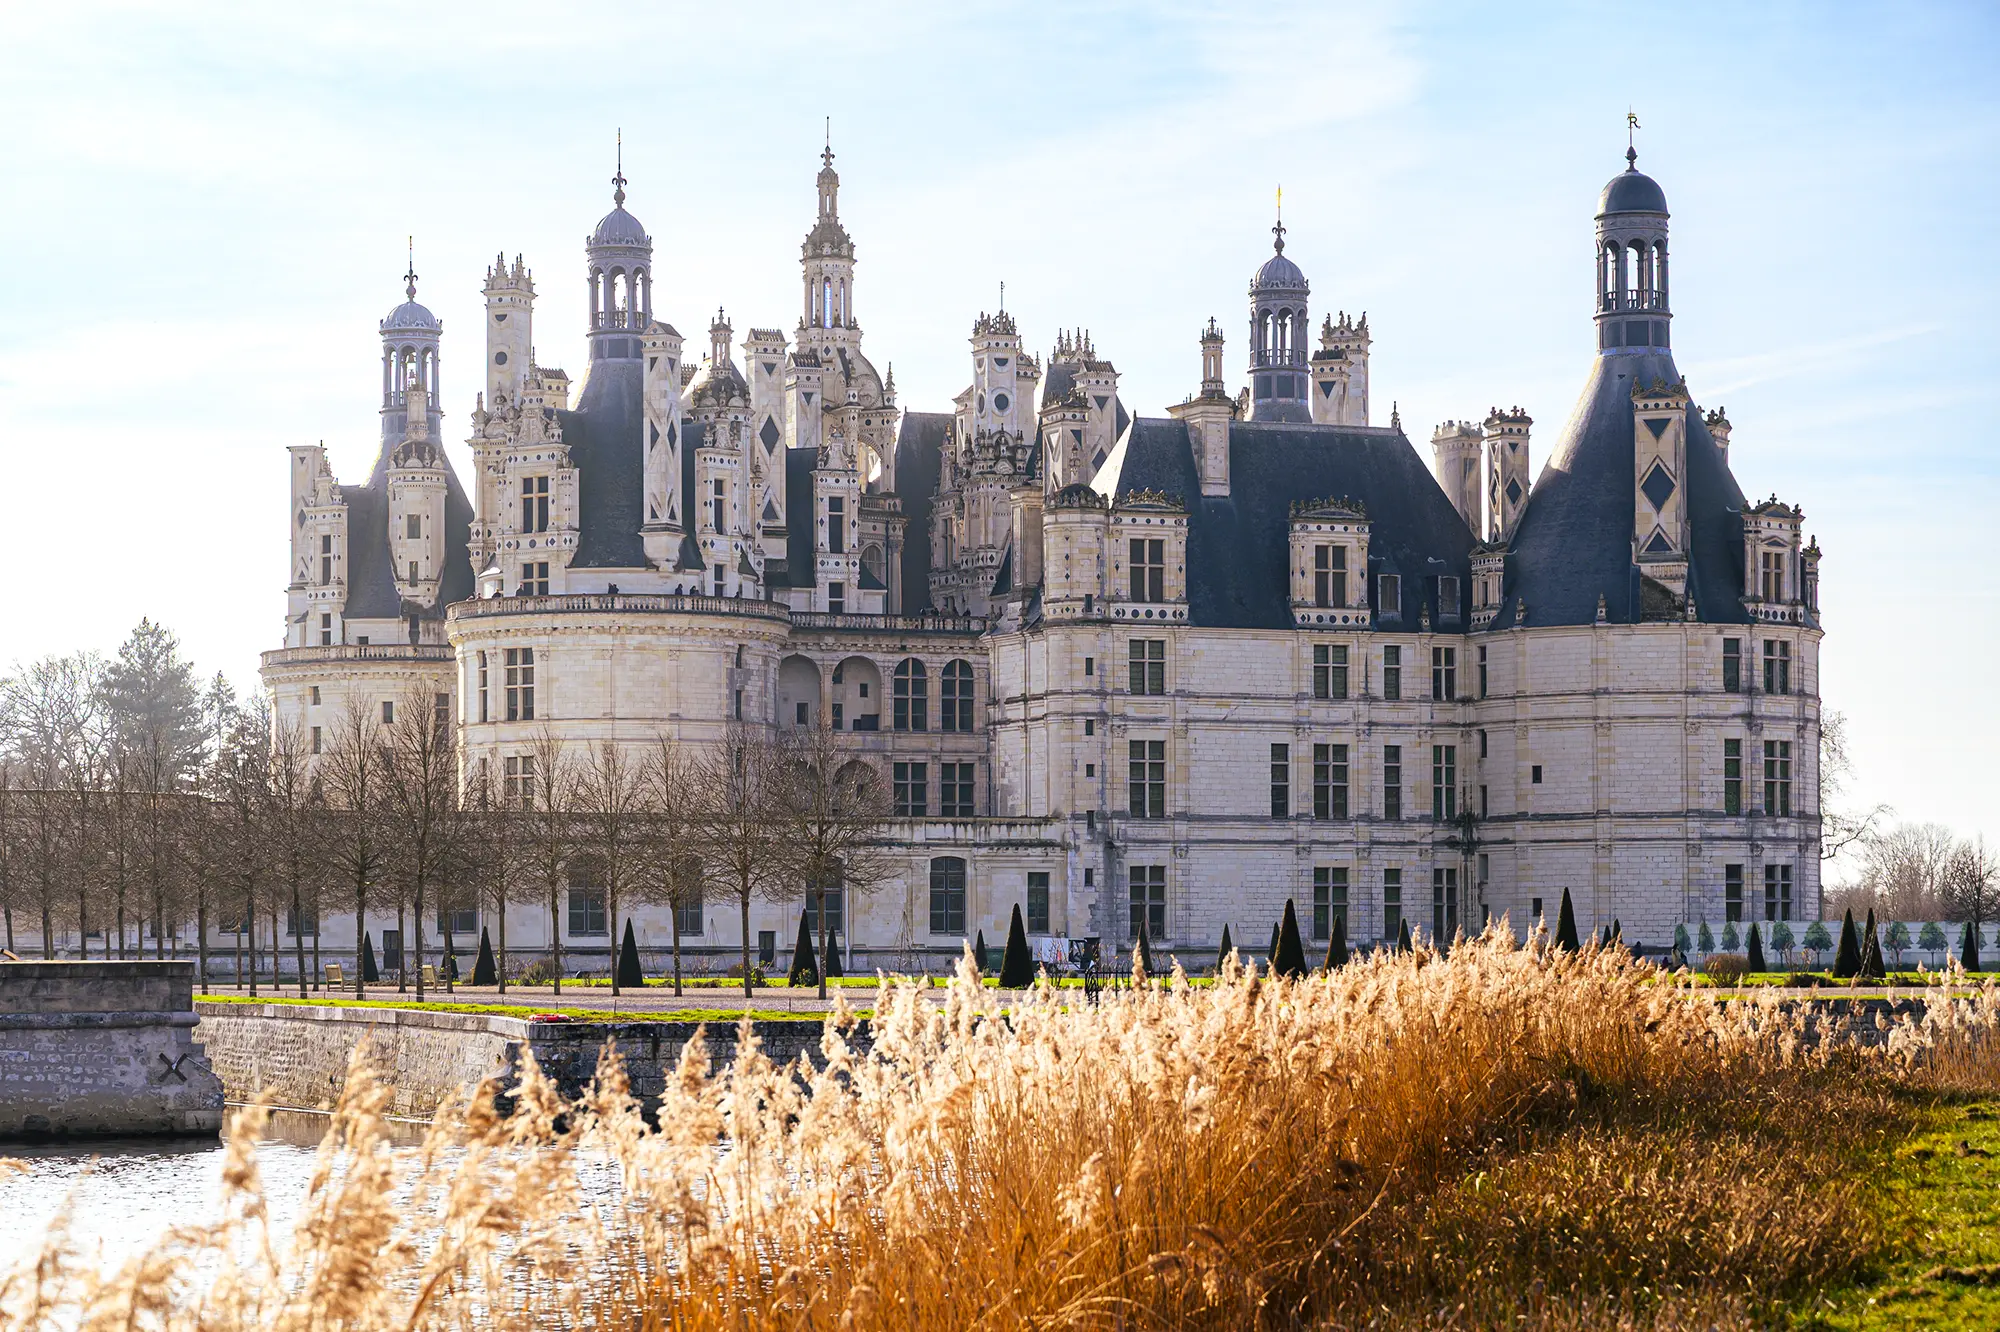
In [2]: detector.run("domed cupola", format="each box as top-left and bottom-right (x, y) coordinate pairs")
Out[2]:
(585, 133), (654, 362)
(1247, 196), (1311, 423)
(378, 241), (442, 448)
(1594, 146), (1672, 354)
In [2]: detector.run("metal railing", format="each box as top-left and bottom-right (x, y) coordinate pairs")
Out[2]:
(1599, 289), (1669, 312)
(790, 611), (987, 634)
(447, 593), (793, 624)
(261, 644), (454, 666)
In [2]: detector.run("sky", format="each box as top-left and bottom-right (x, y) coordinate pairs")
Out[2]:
(0, 1), (1995, 866)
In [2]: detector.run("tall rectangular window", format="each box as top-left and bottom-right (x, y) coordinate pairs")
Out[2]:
(1130, 537), (1164, 602)
(1313, 545), (1346, 608)
(520, 561), (550, 596)
(1760, 549), (1784, 601)
(503, 754), (536, 808)
(1128, 865), (1166, 940)
(1128, 739), (1166, 818)
(1269, 743), (1290, 818)
(1312, 866), (1348, 941)
(1128, 639), (1166, 695)
(1382, 645), (1402, 701)
(1723, 738), (1742, 815)
(1432, 745), (1457, 820)
(1312, 644), (1348, 699)
(1383, 745), (1402, 820)
(1764, 864), (1793, 921)
(1313, 743), (1348, 820)
(827, 581), (845, 614)
(828, 496), (845, 554)
(521, 475), (550, 534)
(675, 887), (705, 937)
(567, 883), (608, 937)
(504, 647), (535, 721)
(941, 660), (974, 731)
(929, 857), (966, 935)
(1437, 575), (1459, 618)
(320, 534), (333, 585)
(1383, 869), (1403, 943)
(893, 762), (928, 817)
(1432, 867), (1459, 943)
(1722, 638), (1742, 692)
(1763, 739), (1792, 816)
(1026, 871), (1050, 935)
(1724, 864), (1744, 923)
(286, 905), (318, 937)
(406, 513), (422, 541)
(320, 613), (332, 646)
(1378, 573), (1401, 618)
(433, 692), (449, 732)
(477, 651), (489, 723)
(1477, 645), (1489, 699)
(1432, 646), (1457, 701)
(1762, 640), (1791, 695)
(893, 659), (928, 732)
(940, 762), (974, 818)
(311, 726), (322, 754)
(711, 478), (726, 533)
(381, 699), (395, 725)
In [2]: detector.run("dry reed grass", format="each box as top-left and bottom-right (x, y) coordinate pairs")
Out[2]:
(10, 927), (2000, 1331)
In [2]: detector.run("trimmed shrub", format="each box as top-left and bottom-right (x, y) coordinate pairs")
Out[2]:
(1554, 888), (1580, 952)
(1697, 920), (1716, 953)
(1215, 924), (1234, 973)
(471, 927), (497, 987)
(1746, 923), (1767, 972)
(998, 903), (1035, 988)
(1703, 953), (1750, 982)
(1273, 899), (1308, 979)
(1323, 913), (1349, 972)
(1961, 921), (1983, 973)
(360, 932), (380, 983)
(787, 910), (819, 988)
(1828, 912), (1858, 978)
(616, 920), (644, 989)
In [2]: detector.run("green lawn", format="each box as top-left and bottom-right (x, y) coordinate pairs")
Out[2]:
(1787, 1096), (2000, 1330)
(193, 994), (835, 1023)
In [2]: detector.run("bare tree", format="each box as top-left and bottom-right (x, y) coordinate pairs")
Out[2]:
(1829, 821), (1958, 922)
(3, 654), (111, 957)
(267, 714), (322, 997)
(637, 735), (704, 996)
(518, 726), (582, 993)
(461, 758), (518, 992)
(379, 686), (463, 1001)
(209, 692), (273, 994)
(771, 715), (894, 1000)
(580, 740), (647, 994)
(0, 759), (17, 956)
(691, 725), (786, 998)
(319, 698), (389, 998)
(1943, 837), (1999, 936)
(1817, 710), (1888, 872)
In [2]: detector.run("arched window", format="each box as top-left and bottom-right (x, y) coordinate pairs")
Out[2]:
(893, 658), (928, 732)
(928, 856), (966, 935)
(942, 659), (974, 732)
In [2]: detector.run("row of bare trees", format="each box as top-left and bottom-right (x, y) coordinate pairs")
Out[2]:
(4, 626), (896, 1002)
(1826, 822), (1998, 928)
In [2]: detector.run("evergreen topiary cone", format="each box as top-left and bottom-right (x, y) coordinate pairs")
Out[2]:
(787, 909), (819, 988)
(360, 932), (380, 983)
(823, 926), (845, 980)
(1860, 909), (1886, 980)
(1268, 921), (1282, 969)
(974, 929), (989, 975)
(1273, 899), (1308, 979)
(1555, 888), (1580, 952)
(1832, 909), (1861, 979)
(1215, 923), (1235, 973)
(471, 927), (497, 986)
(1961, 921), (1983, 973)
(1747, 922), (1767, 972)
(1324, 912), (1348, 972)
(999, 903), (1035, 988)
(1396, 917), (1413, 954)
(616, 919), (644, 988)
(1135, 925), (1155, 979)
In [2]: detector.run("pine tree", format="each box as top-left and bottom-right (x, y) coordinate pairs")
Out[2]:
(1323, 912), (1348, 971)
(471, 927), (497, 986)
(999, 902), (1034, 988)
(1747, 923), (1767, 972)
(1215, 923), (1234, 973)
(360, 932), (380, 983)
(1554, 888), (1580, 951)
(787, 909), (819, 987)
(616, 919), (644, 988)
(1674, 922), (1692, 955)
(1273, 899), (1308, 979)
(1721, 919), (1741, 951)
(1961, 920), (1983, 973)
(1831, 909), (1860, 978)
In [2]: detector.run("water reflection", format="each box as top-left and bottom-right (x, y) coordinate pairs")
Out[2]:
(0, 1108), (425, 1273)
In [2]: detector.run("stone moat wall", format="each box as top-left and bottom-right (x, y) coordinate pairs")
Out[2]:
(0, 961), (225, 1138)
(192, 1003), (864, 1118)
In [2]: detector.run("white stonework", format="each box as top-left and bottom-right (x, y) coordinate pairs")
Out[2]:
(265, 146), (1823, 971)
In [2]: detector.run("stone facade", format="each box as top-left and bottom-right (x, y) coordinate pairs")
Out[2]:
(264, 145), (1823, 969)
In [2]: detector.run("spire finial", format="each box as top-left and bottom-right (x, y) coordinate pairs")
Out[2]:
(613, 128), (627, 207)
(1273, 184), (1286, 253)
(999, 280), (1005, 313)
(1626, 109), (1640, 168)
(404, 235), (417, 301)
(822, 116), (834, 170)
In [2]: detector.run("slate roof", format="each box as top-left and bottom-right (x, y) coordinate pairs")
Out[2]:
(894, 412), (952, 612)
(785, 445), (818, 587)
(559, 360), (650, 569)
(1495, 349), (1747, 629)
(1094, 418), (1475, 630)
(342, 438), (476, 621)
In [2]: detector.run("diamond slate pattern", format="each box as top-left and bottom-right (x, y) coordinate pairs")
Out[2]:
(1640, 461), (1676, 511)
(760, 417), (781, 451)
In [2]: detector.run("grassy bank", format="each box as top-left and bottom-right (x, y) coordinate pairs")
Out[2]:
(15, 939), (2000, 1330)
(193, 993), (833, 1023)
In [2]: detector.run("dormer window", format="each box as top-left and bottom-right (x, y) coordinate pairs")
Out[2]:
(1378, 573), (1402, 618)
(1314, 545), (1346, 608)
(1759, 548), (1784, 601)
(1129, 538), (1164, 602)
(522, 475), (550, 533)
(1437, 576), (1460, 620)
